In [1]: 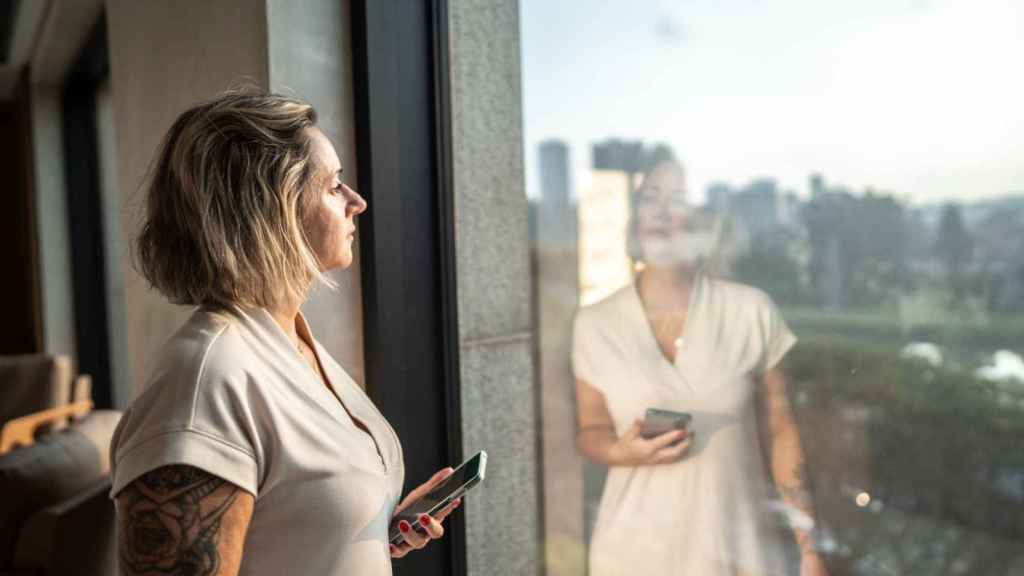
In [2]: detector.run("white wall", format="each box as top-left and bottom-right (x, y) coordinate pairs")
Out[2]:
(106, 0), (270, 396)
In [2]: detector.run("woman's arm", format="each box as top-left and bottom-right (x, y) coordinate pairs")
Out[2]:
(575, 378), (690, 466)
(757, 366), (830, 574)
(116, 465), (254, 576)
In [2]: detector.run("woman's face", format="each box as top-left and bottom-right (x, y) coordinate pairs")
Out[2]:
(634, 161), (715, 266)
(304, 127), (367, 271)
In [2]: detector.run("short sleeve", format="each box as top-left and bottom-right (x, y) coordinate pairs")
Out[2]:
(111, 426), (259, 498)
(757, 292), (798, 374)
(110, 359), (262, 498)
(572, 310), (599, 388)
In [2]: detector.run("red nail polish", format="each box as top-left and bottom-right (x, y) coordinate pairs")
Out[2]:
(419, 515), (431, 527)
(399, 521), (410, 532)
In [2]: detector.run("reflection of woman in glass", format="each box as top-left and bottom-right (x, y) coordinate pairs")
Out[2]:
(573, 159), (829, 575)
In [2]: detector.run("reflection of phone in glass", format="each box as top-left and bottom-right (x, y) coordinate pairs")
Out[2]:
(389, 451), (487, 545)
(640, 408), (692, 439)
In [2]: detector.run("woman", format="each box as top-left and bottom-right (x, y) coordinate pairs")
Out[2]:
(110, 90), (454, 575)
(573, 159), (830, 575)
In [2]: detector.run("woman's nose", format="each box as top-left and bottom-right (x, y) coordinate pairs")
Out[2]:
(345, 184), (368, 215)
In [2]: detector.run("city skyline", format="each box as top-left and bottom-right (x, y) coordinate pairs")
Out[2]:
(521, 0), (1024, 205)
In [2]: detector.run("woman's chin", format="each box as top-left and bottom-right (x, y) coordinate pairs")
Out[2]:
(336, 250), (355, 271)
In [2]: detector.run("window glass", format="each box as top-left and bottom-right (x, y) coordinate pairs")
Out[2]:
(524, 2), (1024, 574)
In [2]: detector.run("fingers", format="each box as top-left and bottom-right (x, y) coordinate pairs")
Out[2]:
(431, 498), (462, 523)
(390, 499), (463, 559)
(396, 467), (455, 512)
(424, 466), (456, 488)
(417, 513), (445, 539)
(653, 434), (693, 464)
(390, 542), (409, 558)
(648, 428), (688, 450)
(623, 419), (643, 441)
(397, 518), (430, 549)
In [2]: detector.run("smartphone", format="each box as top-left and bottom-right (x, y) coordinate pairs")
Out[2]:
(389, 450), (488, 544)
(640, 408), (692, 439)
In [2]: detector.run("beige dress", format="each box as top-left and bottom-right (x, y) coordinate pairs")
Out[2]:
(110, 307), (405, 575)
(573, 274), (796, 575)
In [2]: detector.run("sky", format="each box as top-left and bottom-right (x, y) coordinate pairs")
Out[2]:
(520, 0), (1024, 205)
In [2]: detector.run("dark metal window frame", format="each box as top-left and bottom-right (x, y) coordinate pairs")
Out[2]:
(61, 14), (113, 409)
(351, 1), (465, 575)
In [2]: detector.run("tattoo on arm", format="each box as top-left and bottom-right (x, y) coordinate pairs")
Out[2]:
(777, 459), (821, 553)
(779, 483), (813, 511)
(118, 465), (241, 576)
(778, 460), (812, 508)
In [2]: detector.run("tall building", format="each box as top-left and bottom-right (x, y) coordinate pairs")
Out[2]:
(718, 178), (781, 239)
(577, 169), (633, 306)
(538, 140), (576, 250)
(707, 181), (732, 214)
(810, 173), (825, 197)
(540, 140), (571, 208)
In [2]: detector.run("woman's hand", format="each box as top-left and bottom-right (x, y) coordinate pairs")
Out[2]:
(608, 419), (693, 466)
(389, 467), (462, 559)
(799, 550), (830, 576)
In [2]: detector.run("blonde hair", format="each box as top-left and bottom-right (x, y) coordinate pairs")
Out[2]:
(136, 89), (329, 309)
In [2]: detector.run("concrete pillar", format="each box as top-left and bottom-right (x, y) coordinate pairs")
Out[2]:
(450, 1), (541, 573)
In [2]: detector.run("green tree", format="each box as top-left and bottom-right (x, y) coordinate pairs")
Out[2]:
(733, 228), (807, 306)
(933, 203), (974, 307)
(802, 189), (911, 310)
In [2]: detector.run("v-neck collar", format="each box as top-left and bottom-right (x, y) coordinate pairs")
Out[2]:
(232, 306), (391, 472)
(630, 271), (704, 368)
(239, 307), (351, 419)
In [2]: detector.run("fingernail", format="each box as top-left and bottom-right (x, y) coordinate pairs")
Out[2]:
(453, 499), (462, 507)
(390, 544), (397, 552)
(419, 515), (431, 527)
(399, 521), (411, 532)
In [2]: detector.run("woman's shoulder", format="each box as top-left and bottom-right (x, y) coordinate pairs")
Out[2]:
(143, 308), (257, 395)
(111, 309), (266, 497)
(577, 284), (635, 320)
(118, 310), (263, 447)
(706, 276), (776, 311)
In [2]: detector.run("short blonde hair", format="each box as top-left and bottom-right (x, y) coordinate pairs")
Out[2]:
(136, 89), (328, 309)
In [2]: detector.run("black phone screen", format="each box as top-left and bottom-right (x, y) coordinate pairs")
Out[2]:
(390, 451), (486, 543)
(404, 453), (482, 516)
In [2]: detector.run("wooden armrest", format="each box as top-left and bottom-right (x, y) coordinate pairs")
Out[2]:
(0, 401), (93, 454)
(72, 374), (93, 404)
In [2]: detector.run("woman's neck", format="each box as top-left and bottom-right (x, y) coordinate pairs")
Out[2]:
(266, 299), (305, 348)
(638, 263), (697, 310)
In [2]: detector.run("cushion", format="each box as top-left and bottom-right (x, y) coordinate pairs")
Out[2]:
(0, 411), (121, 569)
(12, 477), (115, 575)
(0, 356), (72, 430)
